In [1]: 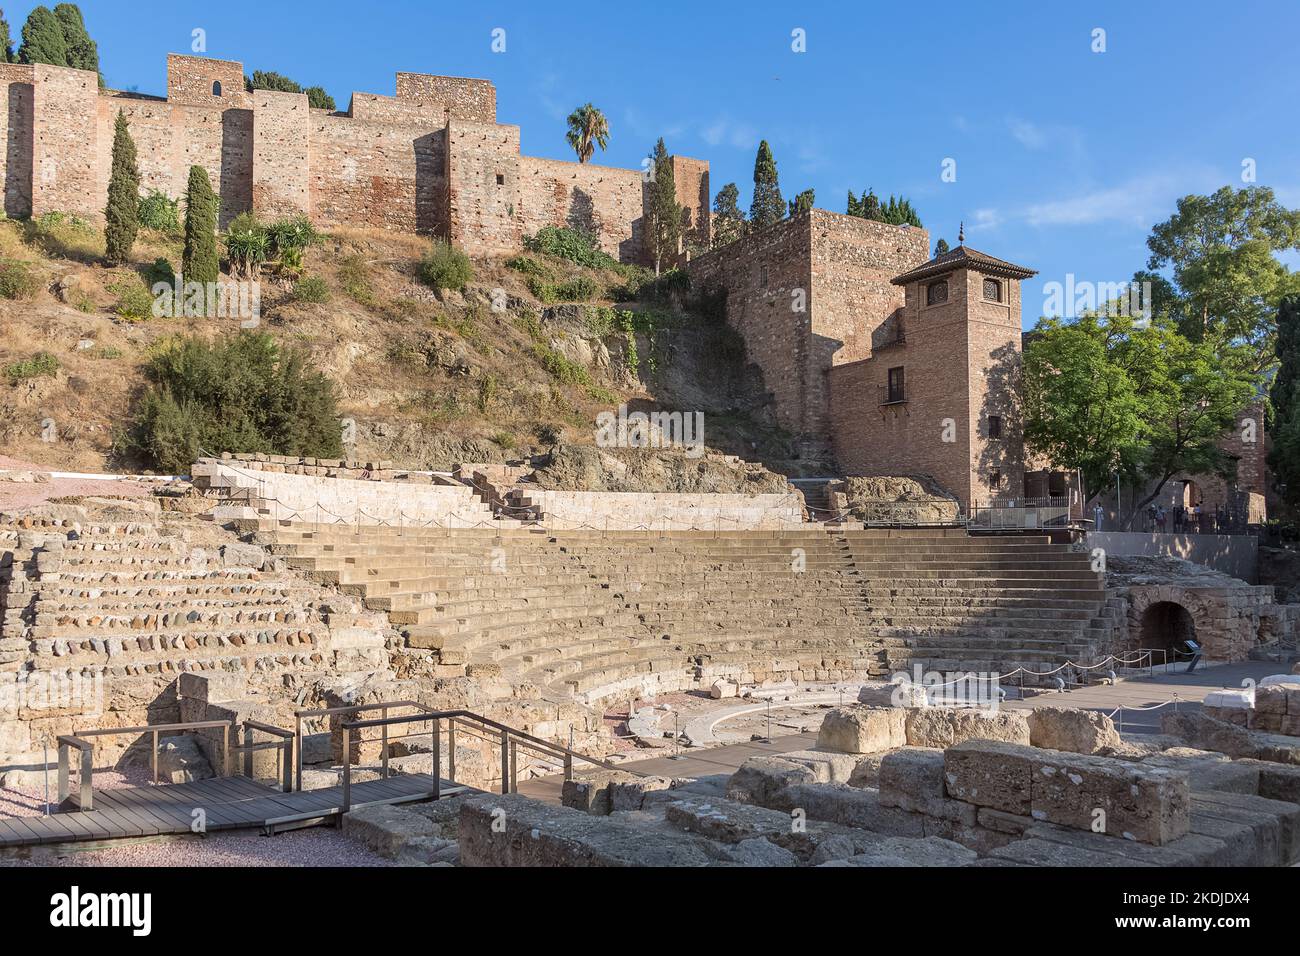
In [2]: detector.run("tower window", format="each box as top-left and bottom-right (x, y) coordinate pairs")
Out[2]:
(989, 469), (1002, 490)
(983, 278), (1002, 302)
(988, 415), (1003, 439)
(926, 279), (947, 305)
(496, 173), (505, 185)
(212, 80), (222, 97)
(760, 264), (769, 289)
(887, 366), (905, 403)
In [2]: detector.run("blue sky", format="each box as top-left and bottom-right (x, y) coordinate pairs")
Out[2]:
(15, 0), (1300, 328)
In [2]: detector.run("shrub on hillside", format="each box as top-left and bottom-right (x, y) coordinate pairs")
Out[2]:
(138, 190), (181, 233)
(523, 226), (617, 270)
(4, 352), (60, 383)
(266, 215), (321, 270)
(555, 276), (599, 301)
(337, 255), (374, 305)
(505, 254), (548, 277)
(418, 240), (474, 291)
(223, 212), (269, 280)
(118, 330), (342, 473)
(107, 275), (154, 321)
(0, 259), (39, 299)
(292, 275), (331, 303)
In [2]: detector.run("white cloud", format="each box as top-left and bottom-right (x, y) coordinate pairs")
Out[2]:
(700, 117), (758, 151)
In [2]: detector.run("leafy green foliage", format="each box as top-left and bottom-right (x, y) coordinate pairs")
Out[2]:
(119, 331), (342, 473)
(265, 215), (320, 270)
(1023, 314), (1259, 526)
(523, 226), (617, 270)
(788, 188), (815, 217)
(138, 190), (180, 233)
(337, 255), (374, 306)
(847, 189), (922, 226)
(647, 137), (682, 273)
(182, 165), (219, 284)
(17, 6), (66, 65)
(0, 9), (14, 62)
(0, 259), (39, 299)
(418, 240), (474, 290)
(1269, 295), (1300, 510)
(245, 70), (336, 110)
(107, 274), (153, 321)
(222, 211), (269, 280)
(103, 112), (139, 265)
(748, 140), (784, 230)
(711, 182), (746, 249)
(292, 275), (331, 304)
(52, 3), (97, 76)
(4, 351), (59, 383)
(934, 238), (950, 256)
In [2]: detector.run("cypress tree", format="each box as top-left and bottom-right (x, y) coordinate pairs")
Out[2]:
(646, 138), (681, 274)
(934, 238), (951, 257)
(103, 111), (139, 265)
(53, 4), (97, 72)
(1268, 295), (1300, 509)
(17, 5), (67, 66)
(0, 9), (14, 63)
(711, 182), (746, 248)
(748, 140), (784, 229)
(788, 188), (814, 217)
(182, 165), (220, 285)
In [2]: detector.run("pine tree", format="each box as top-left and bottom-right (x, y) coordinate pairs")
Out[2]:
(748, 140), (784, 229)
(103, 111), (139, 265)
(182, 165), (219, 285)
(1268, 295), (1300, 509)
(646, 138), (681, 274)
(711, 182), (746, 248)
(304, 86), (336, 111)
(862, 189), (882, 221)
(934, 238), (950, 257)
(17, 5), (67, 66)
(53, 4), (98, 81)
(0, 9), (14, 63)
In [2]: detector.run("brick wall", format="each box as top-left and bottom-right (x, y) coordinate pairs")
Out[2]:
(395, 72), (496, 123)
(31, 65), (99, 219)
(0, 64), (34, 218)
(827, 266), (1025, 508)
(518, 156), (645, 261)
(252, 89), (311, 220)
(166, 54), (251, 109)
(446, 119), (522, 255)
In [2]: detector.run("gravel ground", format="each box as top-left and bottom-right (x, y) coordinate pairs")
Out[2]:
(0, 454), (163, 510)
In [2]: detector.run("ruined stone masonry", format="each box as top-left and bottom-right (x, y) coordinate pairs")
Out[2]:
(0, 54), (709, 264)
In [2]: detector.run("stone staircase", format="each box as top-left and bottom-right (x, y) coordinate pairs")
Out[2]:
(242, 522), (1114, 706)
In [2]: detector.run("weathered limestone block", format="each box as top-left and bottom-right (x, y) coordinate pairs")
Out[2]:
(709, 679), (738, 700)
(1191, 790), (1300, 864)
(858, 681), (928, 708)
(944, 740), (1036, 814)
(878, 747), (975, 825)
(816, 705), (905, 754)
(817, 836), (977, 867)
(664, 794), (801, 846)
(1163, 711), (1300, 764)
(220, 542), (267, 569)
(772, 783), (926, 837)
(156, 735), (215, 783)
(991, 838), (1157, 868)
(847, 753), (886, 789)
(1237, 758), (1300, 805)
(1026, 821), (1246, 867)
(904, 707), (1029, 749)
(777, 749), (859, 785)
(561, 770), (672, 814)
(457, 794), (716, 867)
(726, 756), (817, 805)
(1030, 749), (1190, 846)
(1026, 707), (1124, 754)
(1140, 749), (1259, 795)
(609, 774), (674, 811)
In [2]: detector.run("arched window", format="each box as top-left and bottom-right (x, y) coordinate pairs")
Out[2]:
(926, 279), (947, 305)
(212, 80), (222, 97)
(983, 278), (1002, 302)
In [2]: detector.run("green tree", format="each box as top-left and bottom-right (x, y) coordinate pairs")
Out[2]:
(711, 182), (746, 248)
(304, 86), (335, 110)
(0, 9), (15, 62)
(120, 331), (342, 472)
(565, 103), (609, 164)
(245, 70), (335, 110)
(934, 238), (950, 256)
(182, 165), (219, 285)
(646, 138), (681, 275)
(1268, 295), (1300, 510)
(748, 140), (784, 229)
(1023, 314), (1259, 528)
(1145, 185), (1300, 365)
(788, 188), (814, 217)
(103, 111), (139, 265)
(17, 5), (67, 65)
(52, 3), (98, 83)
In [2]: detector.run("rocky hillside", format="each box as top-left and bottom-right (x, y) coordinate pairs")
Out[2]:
(0, 214), (819, 478)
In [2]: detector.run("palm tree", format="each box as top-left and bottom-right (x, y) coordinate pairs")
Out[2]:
(565, 104), (609, 164)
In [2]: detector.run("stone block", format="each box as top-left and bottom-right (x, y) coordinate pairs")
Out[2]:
(342, 803), (438, 859)
(943, 739), (1035, 814)
(1029, 749), (1189, 845)
(904, 707), (1029, 748)
(816, 705), (905, 754)
(1191, 790), (1300, 863)
(726, 756), (817, 805)
(777, 749), (859, 785)
(1027, 707), (1123, 754)
(818, 836), (977, 867)
(991, 838), (1157, 868)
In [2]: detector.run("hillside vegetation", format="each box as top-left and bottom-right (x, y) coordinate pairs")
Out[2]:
(0, 214), (811, 476)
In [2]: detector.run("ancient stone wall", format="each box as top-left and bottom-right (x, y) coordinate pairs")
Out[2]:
(518, 157), (645, 262)
(252, 89), (312, 221)
(446, 119), (522, 255)
(32, 64), (100, 219)
(393, 72), (496, 123)
(0, 63), (34, 218)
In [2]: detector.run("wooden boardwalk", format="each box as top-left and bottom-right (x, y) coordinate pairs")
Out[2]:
(0, 773), (464, 848)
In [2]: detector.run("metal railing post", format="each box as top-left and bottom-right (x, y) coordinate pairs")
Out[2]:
(294, 714), (303, 792)
(151, 729), (159, 785)
(223, 723), (232, 777)
(432, 717), (441, 801)
(381, 704), (389, 779)
(447, 718), (456, 783)
(510, 739), (518, 793)
(341, 726), (352, 814)
(79, 746), (93, 811)
(282, 736), (294, 793)
(500, 729), (510, 794)
(57, 742), (69, 804)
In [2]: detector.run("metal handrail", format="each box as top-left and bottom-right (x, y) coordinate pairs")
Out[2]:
(57, 719), (235, 811)
(239, 720), (295, 792)
(292, 700), (431, 792)
(334, 707), (636, 813)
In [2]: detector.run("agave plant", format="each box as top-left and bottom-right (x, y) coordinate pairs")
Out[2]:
(223, 212), (269, 280)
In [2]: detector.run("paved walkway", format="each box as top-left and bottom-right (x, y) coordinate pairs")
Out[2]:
(519, 661), (1285, 803)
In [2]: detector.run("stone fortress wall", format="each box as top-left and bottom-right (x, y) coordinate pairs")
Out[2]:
(0, 54), (710, 264)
